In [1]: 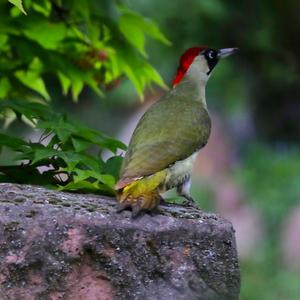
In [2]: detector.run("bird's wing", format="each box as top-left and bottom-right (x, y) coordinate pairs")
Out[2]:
(118, 95), (211, 184)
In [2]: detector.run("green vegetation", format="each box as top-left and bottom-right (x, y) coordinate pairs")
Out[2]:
(236, 146), (300, 299)
(0, 0), (169, 193)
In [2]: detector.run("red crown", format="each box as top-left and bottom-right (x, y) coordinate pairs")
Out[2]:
(172, 46), (207, 86)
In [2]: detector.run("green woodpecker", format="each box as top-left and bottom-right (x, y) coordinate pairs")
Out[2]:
(115, 46), (238, 216)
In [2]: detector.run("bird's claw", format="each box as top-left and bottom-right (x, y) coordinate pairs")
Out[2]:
(182, 198), (200, 210)
(116, 193), (162, 218)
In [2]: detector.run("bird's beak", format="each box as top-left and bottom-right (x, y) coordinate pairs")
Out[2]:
(217, 48), (239, 58)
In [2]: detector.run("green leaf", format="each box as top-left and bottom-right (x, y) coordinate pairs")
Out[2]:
(0, 99), (52, 122)
(38, 118), (74, 142)
(29, 57), (44, 73)
(103, 156), (123, 179)
(0, 133), (28, 149)
(10, 5), (22, 17)
(61, 152), (102, 172)
(136, 61), (168, 91)
(97, 174), (115, 188)
(23, 20), (66, 50)
(71, 78), (84, 102)
(38, 115), (126, 154)
(87, 24), (100, 44)
(0, 34), (8, 47)
(72, 170), (115, 189)
(57, 72), (71, 95)
(118, 8), (171, 56)
(71, 137), (91, 152)
(74, 126), (127, 153)
(74, 153), (103, 172)
(0, 77), (11, 99)
(140, 19), (171, 46)
(119, 12), (147, 57)
(120, 60), (144, 98)
(73, 169), (96, 182)
(60, 180), (99, 192)
(15, 70), (50, 100)
(32, 148), (60, 164)
(96, 136), (127, 153)
(32, 1), (52, 17)
(85, 75), (104, 97)
(14, 58), (50, 100)
(8, 0), (27, 15)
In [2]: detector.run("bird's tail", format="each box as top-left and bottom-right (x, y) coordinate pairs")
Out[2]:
(116, 170), (166, 217)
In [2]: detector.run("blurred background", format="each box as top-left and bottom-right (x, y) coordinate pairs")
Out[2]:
(1, 0), (300, 299)
(82, 1), (300, 298)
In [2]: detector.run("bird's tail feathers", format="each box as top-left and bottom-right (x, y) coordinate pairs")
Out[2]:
(116, 170), (166, 217)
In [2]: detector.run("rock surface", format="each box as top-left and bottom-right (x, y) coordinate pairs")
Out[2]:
(0, 183), (240, 300)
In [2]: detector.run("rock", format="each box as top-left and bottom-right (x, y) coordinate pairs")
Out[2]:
(0, 183), (240, 300)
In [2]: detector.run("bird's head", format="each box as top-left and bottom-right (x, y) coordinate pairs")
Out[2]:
(172, 46), (238, 87)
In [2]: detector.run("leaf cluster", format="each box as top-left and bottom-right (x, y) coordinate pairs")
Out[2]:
(1, 0), (169, 101)
(0, 0), (170, 193)
(0, 99), (126, 194)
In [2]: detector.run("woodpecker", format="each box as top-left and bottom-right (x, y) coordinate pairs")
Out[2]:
(115, 46), (238, 216)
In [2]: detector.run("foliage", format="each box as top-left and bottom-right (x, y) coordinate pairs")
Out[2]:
(235, 145), (300, 299)
(188, 145), (300, 300)
(0, 0), (170, 193)
(0, 99), (125, 193)
(236, 145), (300, 229)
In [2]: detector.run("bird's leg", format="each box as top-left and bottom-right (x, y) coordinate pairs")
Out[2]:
(177, 177), (200, 209)
(181, 195), (198, 207)
(116, 190), (162, 218)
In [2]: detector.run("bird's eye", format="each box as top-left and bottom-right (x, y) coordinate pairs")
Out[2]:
(208, 51), (215, 59)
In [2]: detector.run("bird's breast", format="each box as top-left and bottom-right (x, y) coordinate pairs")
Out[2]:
(163, 152), (198, 191)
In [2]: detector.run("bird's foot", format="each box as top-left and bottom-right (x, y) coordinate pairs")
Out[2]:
(116, 192), (162, 218)
(181, 196), (201, 210)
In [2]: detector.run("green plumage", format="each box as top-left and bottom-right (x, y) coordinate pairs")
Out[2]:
(116, 46), (237, 216)
(120, 91), (211, 180)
